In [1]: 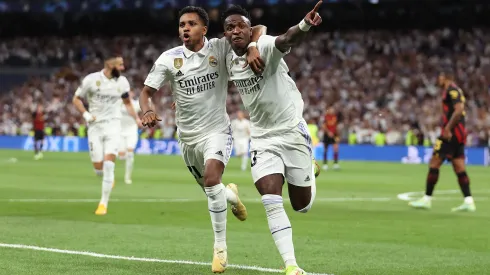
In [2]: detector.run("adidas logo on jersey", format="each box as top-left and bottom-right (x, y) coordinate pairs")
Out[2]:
(304, 175), (311, 182)
(215, 151), (223, 156)
(176, 70), (184, 77)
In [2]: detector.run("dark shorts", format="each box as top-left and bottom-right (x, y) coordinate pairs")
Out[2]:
(324, 135), (339, 146)
(34, 130), (45, 141)
(432, 136), (465, 161)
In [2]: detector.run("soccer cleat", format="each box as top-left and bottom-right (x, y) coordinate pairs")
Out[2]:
(284, 265), (307, 275)
(408, 198), (431, 210)
(313, 161), (320, 178)
(226, 183), (247, 221)
(95, 204), (107, 215)
(34, 152), (44, 160)
(125, 178), (132, 184)
(333, 163), (340, 170)
(212, 248), (227, 273)
(451, 202), (476, 212)
(322, 164), (328, 171)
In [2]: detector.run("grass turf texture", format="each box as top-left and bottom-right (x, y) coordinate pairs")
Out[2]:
(0, 150), (489, 275)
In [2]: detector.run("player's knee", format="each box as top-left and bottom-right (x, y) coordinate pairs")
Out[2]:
(203, 172), (220, 187)
(296, 202), (313, 213)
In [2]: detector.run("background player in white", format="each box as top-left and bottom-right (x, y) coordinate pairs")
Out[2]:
(118, 90), (142, 184)
(222, 3), (322, 275)
(231, 110), (251, 171)
(138, 6), (266, 273)
(72, 54), (140, 216)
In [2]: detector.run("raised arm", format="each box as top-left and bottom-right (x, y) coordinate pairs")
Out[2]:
(275, 0), (323, 53)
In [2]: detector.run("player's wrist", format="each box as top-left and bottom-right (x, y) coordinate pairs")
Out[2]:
(82, 111), (92, 121)
(298, 19), (312, 32)
(247, 42), (257, 49)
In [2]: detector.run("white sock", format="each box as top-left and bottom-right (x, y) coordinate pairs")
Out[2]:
(125, 152), (134, 180)
(464, 196), (474, 204)
(100, 161), (115, 207)
(94, 169), (103, 177)
(204, 184), (228, 249)
(262, 194), (297, 267)
(423, 195), (432, 202)
(241, 154), (248, 171)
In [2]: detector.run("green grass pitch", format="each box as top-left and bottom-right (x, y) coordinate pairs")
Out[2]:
(0, 150), (489, 275)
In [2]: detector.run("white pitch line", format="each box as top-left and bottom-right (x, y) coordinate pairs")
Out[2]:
(0, 243), (333, 275)
(0, 197), (395, 203)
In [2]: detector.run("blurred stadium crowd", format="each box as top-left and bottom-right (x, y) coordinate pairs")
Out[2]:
(1, 28), (490, 146)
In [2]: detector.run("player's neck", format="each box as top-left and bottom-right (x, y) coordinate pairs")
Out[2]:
(186, 38), (205, 53)
(443, 81), (454, 90)
(233, 47), (247, 57)
(103, 68), (113, 79)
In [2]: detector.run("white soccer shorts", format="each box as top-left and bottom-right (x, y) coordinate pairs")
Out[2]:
(250, 120), (314, 187)
(234, 138), (249, 156)
(119, 132), (139, 152)
(179, 130), (233, 186)
(87, 121), (121, 163)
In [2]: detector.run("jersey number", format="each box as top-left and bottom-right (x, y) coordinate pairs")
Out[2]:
(89, 142), (94, 151)
(251, 150), (257, 167)
(187, 166), (202, 179)
(433, 139), (442, 151)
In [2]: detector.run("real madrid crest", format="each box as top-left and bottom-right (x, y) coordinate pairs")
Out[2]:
(96, 80), (101, 87)
(174, 58), (183, 69)
(209, 56), (218, 67)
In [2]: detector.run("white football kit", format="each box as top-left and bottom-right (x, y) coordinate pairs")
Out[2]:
(75, 70), (130, 162)
(119, 99), (141, 151)
(231, 118), (250, 156)
(144, 38), (233, 185)
(227, 35), (313, 186)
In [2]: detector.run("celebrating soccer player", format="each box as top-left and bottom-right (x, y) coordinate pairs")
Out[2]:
(222, 2), (323, 274)
(72, 54), (141, 216)
(409, 69), (475, 212)
(139, 6), (266, 273)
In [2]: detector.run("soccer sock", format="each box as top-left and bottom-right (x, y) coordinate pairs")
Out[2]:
(425, 168), (439, 196)
(125, 152), (134, 179)
(456, 171), (472, 199)
(323, 148), (328, 165)
(100, 161), (115, 207)
(39, 141), (43, 152)
(34, 141), (39, 154)
(334, 151), (339, 164)
(262, 194), (297, 267)
(241, 154), (248, 171)
(204, 184), (228, 249)
(223, 183), (238, 205)
(94, 169), (103, 177)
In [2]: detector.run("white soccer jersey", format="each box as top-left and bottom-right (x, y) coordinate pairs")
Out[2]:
(144, 37), (231, 144)
(75, 70), (130, 123)
(227, 35), (304, 138)
(121, 99), (140, 135)
(231, 118), (251, 140)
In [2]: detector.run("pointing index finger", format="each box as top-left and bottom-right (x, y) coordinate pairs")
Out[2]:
(312, 0), (323, 13)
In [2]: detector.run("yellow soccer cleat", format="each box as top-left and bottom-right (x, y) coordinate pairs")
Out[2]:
(112, 180), (115, 189)
(212, 248), (227, 273)
(226, 183), (247, 221)
(313, 160), (320, 178)
(285, 265), (307, 275)
(95, 204), (107, 215)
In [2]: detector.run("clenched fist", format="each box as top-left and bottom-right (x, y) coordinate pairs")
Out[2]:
(141, 110), (162, 128)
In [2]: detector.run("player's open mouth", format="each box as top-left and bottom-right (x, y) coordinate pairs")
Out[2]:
(182, 33), (190, 42)
(232, 37), (243, 42)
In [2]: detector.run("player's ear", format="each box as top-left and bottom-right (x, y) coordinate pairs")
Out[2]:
(203, 26), (208, 36)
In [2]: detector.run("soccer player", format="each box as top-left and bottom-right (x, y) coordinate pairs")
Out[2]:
(32, 104), (45, 160)
(139, 6), (266, 273)
(322, 107), (339, 170)
(409, 70), (475, 212)
(118, 90), (142, 184)
(222, 2), (322, 274)
(231, 110), (251, 171)
(72, 54), (140, 216)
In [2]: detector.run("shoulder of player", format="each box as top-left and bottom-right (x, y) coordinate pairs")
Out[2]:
(446, 85), (464, 98)
(156, 46), (184, 64)
(257, 35), (276, 49)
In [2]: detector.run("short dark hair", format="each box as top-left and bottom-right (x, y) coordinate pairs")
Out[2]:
(104, 52), (122, 61)
(221, 5), (251, 25)
(179, 6), (209, 27)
